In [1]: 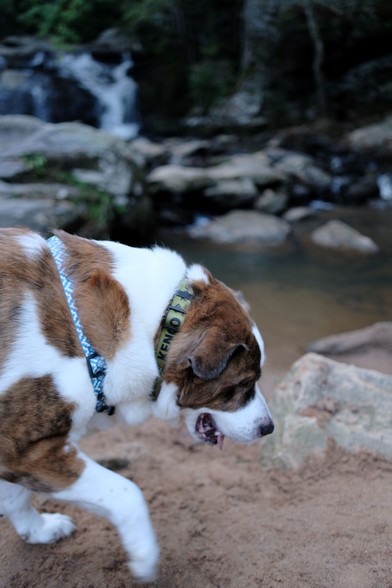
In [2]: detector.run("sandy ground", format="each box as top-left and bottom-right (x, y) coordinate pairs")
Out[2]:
(1, 354), (392, 588)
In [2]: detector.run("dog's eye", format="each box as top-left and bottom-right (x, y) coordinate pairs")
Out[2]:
(239, 378), (252, 388)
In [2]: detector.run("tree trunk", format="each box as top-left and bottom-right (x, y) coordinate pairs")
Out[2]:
(239, 0), (281, 116)
(303, 0), (328, 116)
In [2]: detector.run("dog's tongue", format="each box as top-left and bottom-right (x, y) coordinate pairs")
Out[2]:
(217, 432), (225, 450)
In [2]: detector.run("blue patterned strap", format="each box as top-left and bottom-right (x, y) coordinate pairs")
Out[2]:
(47, 236), (115, 415)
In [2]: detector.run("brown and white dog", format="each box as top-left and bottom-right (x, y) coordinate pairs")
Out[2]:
(0, 227), (274, 582)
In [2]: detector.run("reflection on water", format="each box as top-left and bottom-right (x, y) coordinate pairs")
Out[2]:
(158, 208), (392, 376)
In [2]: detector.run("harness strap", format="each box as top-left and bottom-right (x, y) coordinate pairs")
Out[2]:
(47, 235), (115, 415)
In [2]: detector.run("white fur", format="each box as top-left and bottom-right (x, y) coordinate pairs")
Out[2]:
(17, 232), (46, 258)
(253, 323), (266, 367)
(0, 480), (76, 544)
(151, 382), (180, 423)
(0, 293), (94, 437)
(184, 385), (272, 444)
(52, 452), (159, 582)
(186, 263), (209, 283)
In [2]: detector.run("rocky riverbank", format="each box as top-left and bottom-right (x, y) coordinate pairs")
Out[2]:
(0, 113), (391, 251)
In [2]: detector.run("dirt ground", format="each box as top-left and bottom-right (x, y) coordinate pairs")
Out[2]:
(1, 355), (392, 588)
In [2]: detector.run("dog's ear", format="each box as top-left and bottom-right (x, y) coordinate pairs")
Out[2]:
(229, 288), (250, 311)
(187, 329), (247, 381)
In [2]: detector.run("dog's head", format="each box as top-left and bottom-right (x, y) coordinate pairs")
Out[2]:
(158, 267), (274, 448)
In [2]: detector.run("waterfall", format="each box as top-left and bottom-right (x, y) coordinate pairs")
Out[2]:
(60, 52), (140, 139)
(0, 41), (141, 139)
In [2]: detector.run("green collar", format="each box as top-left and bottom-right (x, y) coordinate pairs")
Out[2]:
(151, 278), (194, 401)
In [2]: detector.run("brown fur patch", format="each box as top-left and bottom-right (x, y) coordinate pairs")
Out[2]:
(0, 375), (84, 492)
(164, 273), (261, 411)
(55, 231), (131, 360)
(0, 228), (83, 365)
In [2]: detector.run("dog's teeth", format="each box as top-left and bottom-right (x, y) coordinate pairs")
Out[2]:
(217, 433), (224, 450)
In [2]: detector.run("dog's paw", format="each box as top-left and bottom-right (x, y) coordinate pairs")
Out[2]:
(128, 541), (160, 584)
(23, 513), (76, 544)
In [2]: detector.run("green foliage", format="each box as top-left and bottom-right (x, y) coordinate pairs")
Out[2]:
(122, 0), (171, 29)
(16, 0), (123, 43)
(59, 173), (121, 229)
(120, 0), (179, 57)
(78, 185), (116, 229)
(189, 61), (232, 113)
(22, 152), (48, 177)
(19, 154), (119, 229)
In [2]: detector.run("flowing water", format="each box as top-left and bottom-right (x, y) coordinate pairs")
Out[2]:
(0, 48), (140, 139)
(159, 207), (392, 381)
(60, 53), (140, 139)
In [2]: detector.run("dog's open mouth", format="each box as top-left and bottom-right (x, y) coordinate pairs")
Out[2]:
(195, 413), (225, 449)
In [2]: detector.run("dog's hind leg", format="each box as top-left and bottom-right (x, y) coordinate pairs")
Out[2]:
(0, 479), (76, 544)
(51, 451), (159, 583)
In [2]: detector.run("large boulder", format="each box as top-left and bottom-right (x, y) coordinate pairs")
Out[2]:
(272, 150), (332, 193)
(0, 198), (82, 233)
(204, 178), (258, 209)
(0, 115), (125, 161)
(311, 219), (379, 253)
(207, 152), (283, 186)
(147, 164), (213, 194)
(189, 210), (291, 244)
(261, 353), (392, 469)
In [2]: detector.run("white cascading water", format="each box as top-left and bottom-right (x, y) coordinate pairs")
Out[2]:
(60, 52), (140, 139)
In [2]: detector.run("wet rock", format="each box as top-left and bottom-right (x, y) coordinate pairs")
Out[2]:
(272, 150), (331, 193)
(204, 178), (258, 209)
(267, 124), (335, 154)
(261, 353), (392, 469)
(129, 137), (169, 168)
(167, 139), (210, 163)
(0, 198), (83, 233)
(92, 28), (137, 53)
(283, 206), (316, 222)
(344, 176), (379, 204)
(72, 150), (134, 198)
(255, 187), (289, 214)
(345, 115), (392, 156)
(311, 220), (379, 253)
(0, 36), (53, 69)
(0, 158), (28, 179)
(149, 151), (282, 197)
(377, 173), (392, 201)
(208, 152), (282, 186)
(148, 164), (213, 194)
(0, 115), (125, 160)
(189, 210), (291, 244)
(307, 322), (392, 375)
(307, 322), (392, 356)
(0, 180), (79, 199)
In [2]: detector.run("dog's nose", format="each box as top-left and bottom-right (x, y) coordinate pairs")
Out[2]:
(258, 419), (274, 437)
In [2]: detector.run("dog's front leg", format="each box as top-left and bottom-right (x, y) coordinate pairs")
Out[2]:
(52, 451), (159, 583)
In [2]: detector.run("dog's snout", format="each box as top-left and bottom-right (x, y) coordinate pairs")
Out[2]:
(258, 419), (274, 437)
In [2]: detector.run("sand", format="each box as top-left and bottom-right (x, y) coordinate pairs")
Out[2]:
(1, 354), (392, 588)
